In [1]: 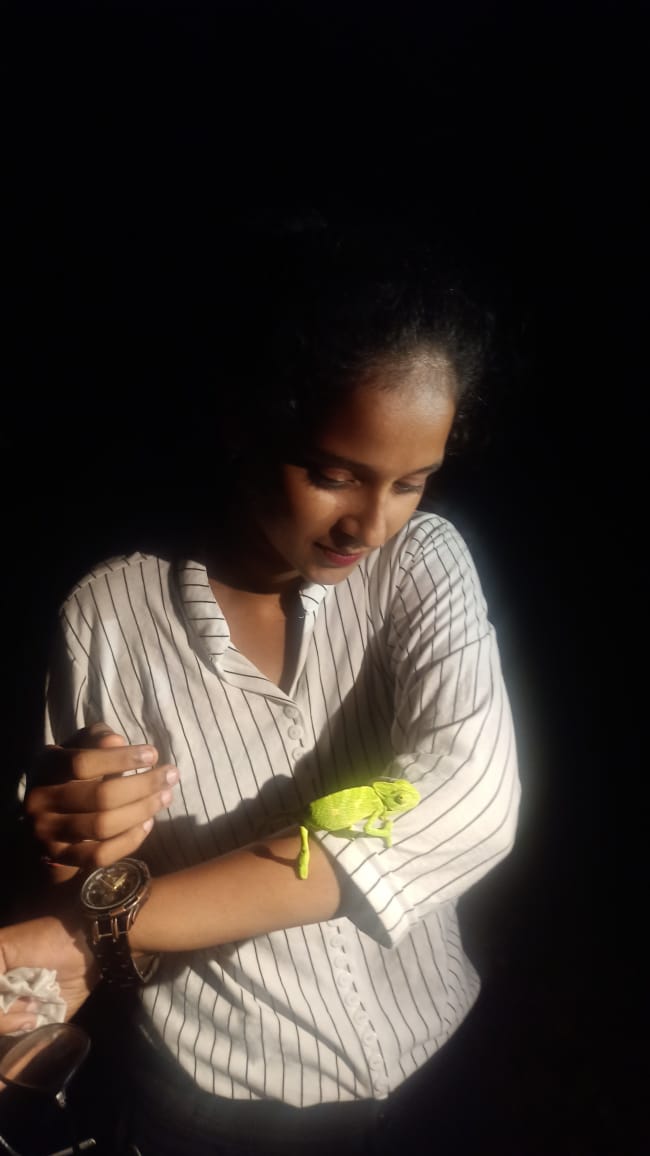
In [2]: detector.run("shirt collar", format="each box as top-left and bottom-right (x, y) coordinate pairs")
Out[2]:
(176, 558), (230, 660)
(175, 559), (328, 660)
(297, 581), (329, 615)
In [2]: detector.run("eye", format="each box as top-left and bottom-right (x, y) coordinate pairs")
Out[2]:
(307, 468), (355, 490)
(393, 480), (426, 495)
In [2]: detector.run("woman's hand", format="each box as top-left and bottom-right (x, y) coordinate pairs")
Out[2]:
(0, 915), (97, 1035)
(24, 723), (179, 875)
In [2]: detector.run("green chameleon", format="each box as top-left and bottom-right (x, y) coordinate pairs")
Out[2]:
(297, 778), (421, 879)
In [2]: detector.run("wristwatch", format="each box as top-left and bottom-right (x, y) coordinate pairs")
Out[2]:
(80, 857), (159, 987)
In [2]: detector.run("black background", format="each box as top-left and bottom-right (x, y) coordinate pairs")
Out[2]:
(2, 2), (647, 1152)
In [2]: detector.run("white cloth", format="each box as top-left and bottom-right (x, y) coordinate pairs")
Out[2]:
(0, 968), (66, 1028)
(42, 511), (520, 1106)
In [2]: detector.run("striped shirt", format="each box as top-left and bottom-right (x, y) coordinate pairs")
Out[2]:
(44, 511), (520, 1107)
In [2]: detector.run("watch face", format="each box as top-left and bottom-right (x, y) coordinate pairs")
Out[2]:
(81, 859), (143, 912)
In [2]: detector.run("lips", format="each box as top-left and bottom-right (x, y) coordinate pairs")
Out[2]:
(315, 543), (366, 567)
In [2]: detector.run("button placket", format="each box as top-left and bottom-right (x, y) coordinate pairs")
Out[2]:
(326, 917), (387, 1091)
(279, 702), (306, 763)
(328, 921), (376, 1045)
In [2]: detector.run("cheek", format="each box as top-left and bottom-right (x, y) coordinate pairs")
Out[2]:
(387, 494), (422, 536)
(288, 491), (343, 536)
(279, 473), (342, 532)
(258, 493), (328, 552)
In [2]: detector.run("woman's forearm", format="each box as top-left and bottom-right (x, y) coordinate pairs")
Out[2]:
(129, 831), (343, 953)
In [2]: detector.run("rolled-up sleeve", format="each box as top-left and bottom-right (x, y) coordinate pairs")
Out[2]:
(321, 517), (521, 947)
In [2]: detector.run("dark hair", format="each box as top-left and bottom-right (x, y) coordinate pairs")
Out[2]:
(200, 211), (493, 469)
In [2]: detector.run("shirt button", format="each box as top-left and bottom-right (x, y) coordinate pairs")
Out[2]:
(344, 991), (360, 1009)
(369, 1056), (384, 1071)
(362, 1030), (377, 1046)
(329, 935), (345, 949)
(287, 725), (302, 740)
(292, 749), (303, 761)
(336, 971), (352, 989)
(353, 1008), (368, 1026)
(284, 705), (300, 720)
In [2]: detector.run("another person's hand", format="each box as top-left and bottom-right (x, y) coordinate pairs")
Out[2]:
(24, 723), (179, 874)
(0, 914), (96, 1035)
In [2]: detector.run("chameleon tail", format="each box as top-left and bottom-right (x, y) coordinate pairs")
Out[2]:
(298, 825), (310, 879)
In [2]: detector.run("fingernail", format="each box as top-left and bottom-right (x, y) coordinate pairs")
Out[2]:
(142, 818), (154, 833)
(137, 747), (156, 764)
(19, 1019), (37, 1031)
(159, 789), (172, 807)
(165, 768), (179, 785)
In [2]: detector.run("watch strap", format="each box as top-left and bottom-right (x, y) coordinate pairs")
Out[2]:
(82, 859), (159, 988)
(90, 911), (158, 987)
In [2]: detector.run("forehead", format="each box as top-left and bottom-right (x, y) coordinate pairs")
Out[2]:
(311, 358), (456, 471)
(361, 350), (456, 399)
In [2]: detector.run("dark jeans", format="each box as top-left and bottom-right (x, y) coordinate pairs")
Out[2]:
(66, 985), (508, 1156)
(123, 1001), (504, 1156)
(129, 1069), (381, 1156)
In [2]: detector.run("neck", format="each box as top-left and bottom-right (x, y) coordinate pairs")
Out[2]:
(199, 506), (300, 599)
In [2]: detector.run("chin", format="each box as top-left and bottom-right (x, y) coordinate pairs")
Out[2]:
(302, 559), (364, 586)
(311, 569), (356, 586)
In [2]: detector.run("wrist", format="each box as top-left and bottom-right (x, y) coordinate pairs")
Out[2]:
(80, 859), (159, 987)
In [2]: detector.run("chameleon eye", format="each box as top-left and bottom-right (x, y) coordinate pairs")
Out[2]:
(394, 793), (406, 805)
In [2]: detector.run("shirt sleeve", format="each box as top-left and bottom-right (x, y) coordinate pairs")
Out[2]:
(42, 609), (90, 748)
(319, 516), (521, 948)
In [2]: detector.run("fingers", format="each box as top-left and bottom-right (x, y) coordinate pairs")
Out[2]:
(64, 722), (129, 749)
(0, 1000), (38, 1036)
(27, 764), (179, 818)
(31, 721), (157, 787)
(27, 765), (179, 866)
(32, 771), (177, 843)
(45, 820), (162, 869)
(39, 742), (159, 785)
(26, 721), (177, 870)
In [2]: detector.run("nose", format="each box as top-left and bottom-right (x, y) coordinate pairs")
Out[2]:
(336, 491), (389, 550)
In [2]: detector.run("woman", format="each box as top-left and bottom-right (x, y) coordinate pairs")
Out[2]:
(1, 215), (520, 1153)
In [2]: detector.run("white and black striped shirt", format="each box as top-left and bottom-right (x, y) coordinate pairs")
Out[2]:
(45, 512), (520, 1107)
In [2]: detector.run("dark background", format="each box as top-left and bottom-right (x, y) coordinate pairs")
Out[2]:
(2, 1), (646, 1152)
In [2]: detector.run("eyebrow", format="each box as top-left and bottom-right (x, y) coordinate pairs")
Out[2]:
(301, 449), (443, 476)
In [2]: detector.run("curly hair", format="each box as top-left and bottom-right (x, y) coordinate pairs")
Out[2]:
(199, 209), (494, 471)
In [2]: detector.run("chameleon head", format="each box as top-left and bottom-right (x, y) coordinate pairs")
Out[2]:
(371, 779), (421, 815)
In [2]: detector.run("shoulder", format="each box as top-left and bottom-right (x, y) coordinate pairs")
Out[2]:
(369, 510), (480, 587)
(65, 551), (166, 598)
(354, 511), (490, 646)
(67, 551), (151, 593)
(59, 552), (170, 622)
